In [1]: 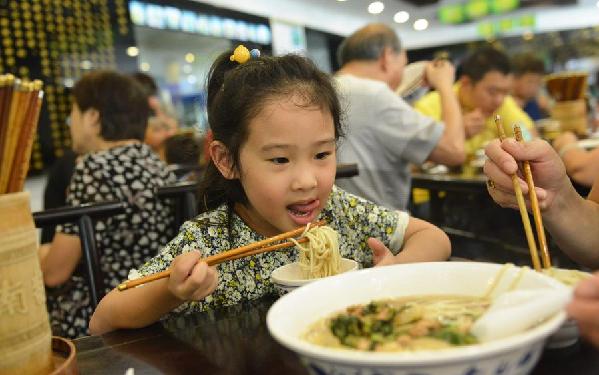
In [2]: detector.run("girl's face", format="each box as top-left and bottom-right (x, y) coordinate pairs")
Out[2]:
(234, 96), (337, 236)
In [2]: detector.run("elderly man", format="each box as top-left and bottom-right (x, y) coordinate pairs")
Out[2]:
(334, 23), (465, 210)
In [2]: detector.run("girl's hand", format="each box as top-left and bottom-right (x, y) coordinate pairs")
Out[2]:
(567, 274), (599, 348)
(368, 238), (396, 267)
(168, 251), (218, 301)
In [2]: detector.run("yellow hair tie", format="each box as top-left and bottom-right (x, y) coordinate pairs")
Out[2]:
(230, 45), (250, 64)
(230, 45), (261, 64)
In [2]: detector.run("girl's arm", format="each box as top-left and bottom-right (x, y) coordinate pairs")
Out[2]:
(89, 252), (218, 335)
(393, 217), (451, 263)
(368, 217), (451, 266)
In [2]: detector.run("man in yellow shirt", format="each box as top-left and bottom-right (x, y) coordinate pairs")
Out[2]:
(415, 47), (534, 158)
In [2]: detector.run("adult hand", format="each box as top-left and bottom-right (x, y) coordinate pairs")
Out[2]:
(168, 251), (218, 301)
(463, 109), (486, 138)
(567, 273), (599, 348)
(368, 238), (396, 267)
(483, 138), (569, 211)
(424, 59), (455, 91)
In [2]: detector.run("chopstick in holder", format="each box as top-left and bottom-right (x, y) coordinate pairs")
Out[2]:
(513, 125), (551, 269)
(494, 115), (542, 271)
(117, 220), (324, 291)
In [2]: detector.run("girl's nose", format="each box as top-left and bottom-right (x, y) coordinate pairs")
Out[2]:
(291, 167), (317, 191)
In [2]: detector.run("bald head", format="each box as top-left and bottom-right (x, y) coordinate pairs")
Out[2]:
(337, 23), (402, 67)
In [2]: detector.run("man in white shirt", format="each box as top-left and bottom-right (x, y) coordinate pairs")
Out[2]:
(335, 23), (465, 210)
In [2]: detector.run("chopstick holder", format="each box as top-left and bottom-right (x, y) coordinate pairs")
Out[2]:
(494, 116), (542, 271)
(117, 220), (325, 291)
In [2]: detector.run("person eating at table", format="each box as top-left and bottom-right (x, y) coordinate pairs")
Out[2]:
(89, 47), (452, 335)
(552, 131), (599, 188)
(415, 46), (536, 160)
(510, 52), (550, 121)
(334, 23), (465, 210)
(484, 135), (599, 348)
(39, 70), (176, 338)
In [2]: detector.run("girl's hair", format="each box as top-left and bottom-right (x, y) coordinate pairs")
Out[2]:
(72, 70), (149, 141)
(198, 51), (344, 217)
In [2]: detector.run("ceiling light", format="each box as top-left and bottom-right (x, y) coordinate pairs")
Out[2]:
(140, 62), (151, 71)
(337, 0), (347, 2)
(368, 1), (384, 14)
(413, 18), (429, 31)
(185, 52), (195, 63)
(126, 46), (139, 57)
(394, 11), (409, 24)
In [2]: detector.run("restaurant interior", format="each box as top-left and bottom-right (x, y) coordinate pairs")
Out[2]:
(2, 0), (599, 374)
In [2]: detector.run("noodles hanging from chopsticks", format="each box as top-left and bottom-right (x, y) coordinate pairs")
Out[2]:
(291, 224), (341, 279)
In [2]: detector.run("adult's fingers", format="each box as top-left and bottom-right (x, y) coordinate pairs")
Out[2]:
(485, 139), (519, 175)
(500, 138), (555, 164)
(483, 157), (527, 193)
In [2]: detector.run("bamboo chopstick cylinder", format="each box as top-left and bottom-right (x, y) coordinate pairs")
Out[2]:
(0, 80), (28, 194)
(7, 82), (43, 193)
(117, 221), (324, 291)
(494, 115), (542, 271)
(513, 125), (551, 269)
(0, 75), (15, 178)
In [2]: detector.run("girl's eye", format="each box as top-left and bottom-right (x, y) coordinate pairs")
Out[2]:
(315, 151), (332, 160)
(270, 157), (289, 164)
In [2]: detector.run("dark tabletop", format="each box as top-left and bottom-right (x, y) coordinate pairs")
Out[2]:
(74, 295), (599, 375)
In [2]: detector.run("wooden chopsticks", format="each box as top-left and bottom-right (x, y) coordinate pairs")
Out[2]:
(117, 220), (325, 291)
(494, 115), (551, 271)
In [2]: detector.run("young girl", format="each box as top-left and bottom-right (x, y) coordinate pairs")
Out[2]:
(89, 48), (451, 335)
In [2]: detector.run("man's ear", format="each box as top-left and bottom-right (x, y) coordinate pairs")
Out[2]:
(379, 47), (392, 73)
(210, 140), (239, 179)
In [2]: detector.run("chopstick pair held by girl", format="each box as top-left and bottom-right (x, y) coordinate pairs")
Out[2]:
(89, 47), (451, 335)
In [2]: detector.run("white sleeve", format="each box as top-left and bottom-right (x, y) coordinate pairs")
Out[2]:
(389, 210), (410, 253)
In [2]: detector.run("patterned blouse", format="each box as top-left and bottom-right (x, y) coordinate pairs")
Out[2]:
(130, 186), (410, 319)
(47, 143), (176, 338)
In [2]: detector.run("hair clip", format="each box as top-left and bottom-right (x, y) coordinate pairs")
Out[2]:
(230, 45), (261, 64)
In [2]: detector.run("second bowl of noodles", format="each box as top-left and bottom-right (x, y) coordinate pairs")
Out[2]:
(271, 257), (359, 294)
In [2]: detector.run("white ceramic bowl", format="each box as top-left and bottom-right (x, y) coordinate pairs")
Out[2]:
(271, 258), (359, 294)
(267, 262), (568, 375)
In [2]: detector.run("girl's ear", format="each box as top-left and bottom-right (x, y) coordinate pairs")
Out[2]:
(210, 140), (239, 179)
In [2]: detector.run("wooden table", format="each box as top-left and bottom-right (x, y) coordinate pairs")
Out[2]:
(74, 295), (599, 375)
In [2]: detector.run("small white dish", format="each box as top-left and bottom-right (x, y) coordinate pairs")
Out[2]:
(396, 61), (427, 98)
(271, 258), (359, 294)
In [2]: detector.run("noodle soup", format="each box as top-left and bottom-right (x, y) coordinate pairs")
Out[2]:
(304, 295), (490, 352)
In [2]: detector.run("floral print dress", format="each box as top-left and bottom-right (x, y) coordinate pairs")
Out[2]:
(130, 186), (410, 319)
(48, 143), (176, 338)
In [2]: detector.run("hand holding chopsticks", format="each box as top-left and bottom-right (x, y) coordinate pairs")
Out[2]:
(493, 115), (551, 271)
(117, 220), (325, 291)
